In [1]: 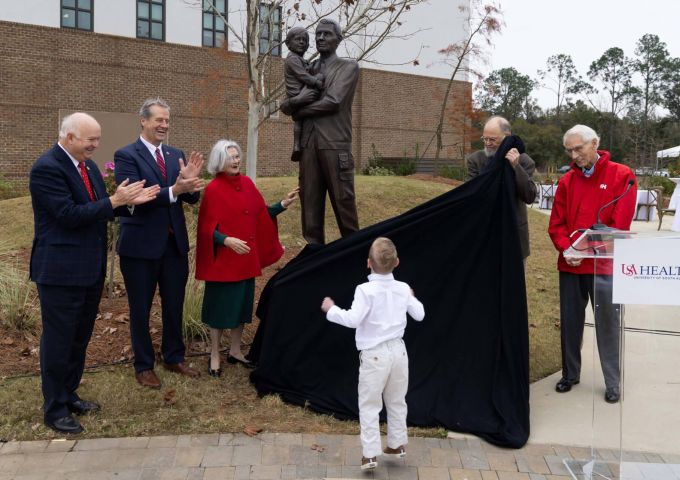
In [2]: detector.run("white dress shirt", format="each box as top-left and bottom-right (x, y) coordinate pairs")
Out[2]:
(326, 273), (425, 351)
(139, 136), (176, 203)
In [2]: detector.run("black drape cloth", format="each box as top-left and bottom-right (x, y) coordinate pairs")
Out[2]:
(249, 136), (530, 448)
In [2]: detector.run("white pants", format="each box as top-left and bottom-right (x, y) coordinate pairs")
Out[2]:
(358, 337), (409, 458)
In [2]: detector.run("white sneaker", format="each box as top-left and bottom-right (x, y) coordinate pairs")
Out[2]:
(383, 445), (407, 458)
(361, 456), (378, 470)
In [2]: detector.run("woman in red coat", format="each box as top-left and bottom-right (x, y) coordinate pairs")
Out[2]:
(195, 139), (298, 376)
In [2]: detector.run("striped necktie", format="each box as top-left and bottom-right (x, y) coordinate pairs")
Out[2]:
(155, 148), (167, 181)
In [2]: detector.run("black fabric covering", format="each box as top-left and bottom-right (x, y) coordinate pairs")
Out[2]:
(249, 136), (530, 448)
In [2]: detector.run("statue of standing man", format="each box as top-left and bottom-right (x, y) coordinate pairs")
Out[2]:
(281, 19), (360, 245)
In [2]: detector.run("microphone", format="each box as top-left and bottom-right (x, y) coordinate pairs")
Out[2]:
(592, 179), (635, 230)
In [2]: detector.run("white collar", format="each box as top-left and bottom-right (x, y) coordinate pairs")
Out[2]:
(367, 272), (395, 282)
(58, 142), (81, 170)
(140, 135), (164, 157)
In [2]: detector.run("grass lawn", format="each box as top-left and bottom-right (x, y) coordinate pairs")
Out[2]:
(0, 175), (560, 441)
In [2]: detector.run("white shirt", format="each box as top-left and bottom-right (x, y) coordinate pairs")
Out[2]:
(139, 135), (176, 203)
(326, 273), (425, 351)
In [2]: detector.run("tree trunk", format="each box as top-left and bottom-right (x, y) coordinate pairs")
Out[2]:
(245, 0), (260, 181)
(246, 92), (260, 181)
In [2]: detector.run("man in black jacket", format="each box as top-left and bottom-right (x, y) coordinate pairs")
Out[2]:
(466, 116), (537, 259)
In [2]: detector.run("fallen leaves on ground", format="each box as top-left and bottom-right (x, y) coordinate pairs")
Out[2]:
(163, 389), (177, 407)
(243, 425), (262, 437)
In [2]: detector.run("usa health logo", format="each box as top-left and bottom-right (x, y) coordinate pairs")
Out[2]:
(620, 263), (680, 280)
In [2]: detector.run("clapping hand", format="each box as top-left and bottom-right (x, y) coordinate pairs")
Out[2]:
(281, 187), (300, 208)
(173, 154), (205, 196)
(110, 179), (160, 208)
(181, 151), (204, 178)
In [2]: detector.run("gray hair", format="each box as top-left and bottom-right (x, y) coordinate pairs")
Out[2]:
(317, 18), (343, 40)
(485, 116), (512, 134)
(139, 97), (170, 119)
(563, 124), (600, 147)
(58, 112), (98, 140)
(207, 139), (243, 176)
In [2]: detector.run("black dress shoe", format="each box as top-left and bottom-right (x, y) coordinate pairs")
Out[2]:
(68, 400), (101, 415)
(208, 366), (222, 377)
(605, 391), (620, 403)
(227, 354), (255, 369)
(555, 378), (580, 393)
(45, 415), (83, 434)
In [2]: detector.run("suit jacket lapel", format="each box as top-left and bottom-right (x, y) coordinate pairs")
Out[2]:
(163, 147), (180, 184)
(135, 138), (165, 185)
(53, 145), (91, 202)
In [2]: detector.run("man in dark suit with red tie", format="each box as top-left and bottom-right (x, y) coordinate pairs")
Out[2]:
(29, 112), (159, 433)
(114, 98), (205, 389)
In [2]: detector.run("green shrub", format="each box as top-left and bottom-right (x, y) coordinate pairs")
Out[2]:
(365, 165), (395, 176)
(438, 165), (466, 181)
(0, 174), (17, 200)
(363, 144), (395, 176)
(395, 160), (416, 176)
(641, 176), (675, 194)
(0, 261), (39, 332)
(182, 208), (209, 343)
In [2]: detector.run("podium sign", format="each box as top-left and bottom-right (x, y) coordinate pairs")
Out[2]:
(561, 230), (680, 480)
(613, 237), (680, 305)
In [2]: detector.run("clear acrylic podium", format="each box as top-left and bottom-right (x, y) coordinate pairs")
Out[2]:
(561, 229), (680, 480)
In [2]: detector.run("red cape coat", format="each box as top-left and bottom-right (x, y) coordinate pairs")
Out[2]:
(195, 173), (284, 282)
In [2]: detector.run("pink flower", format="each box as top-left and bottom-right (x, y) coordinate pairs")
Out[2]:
(105, 162), (115, 171)
(102, 172), (109, 178)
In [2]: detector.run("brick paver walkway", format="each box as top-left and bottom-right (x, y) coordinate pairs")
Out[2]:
(2, 432), (679, 480)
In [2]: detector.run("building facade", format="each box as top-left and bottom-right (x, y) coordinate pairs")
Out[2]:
(0, 0), (470, 190)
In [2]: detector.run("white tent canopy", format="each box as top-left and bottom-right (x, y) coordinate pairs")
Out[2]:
(657, 145), (680, 158)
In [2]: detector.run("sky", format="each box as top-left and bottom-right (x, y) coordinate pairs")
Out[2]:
(483, 0), (680, 108)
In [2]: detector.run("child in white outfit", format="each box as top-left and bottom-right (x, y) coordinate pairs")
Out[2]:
(321, 237), (425, 470)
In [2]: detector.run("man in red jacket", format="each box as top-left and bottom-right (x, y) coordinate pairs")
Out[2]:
(548, 124), (636, 404)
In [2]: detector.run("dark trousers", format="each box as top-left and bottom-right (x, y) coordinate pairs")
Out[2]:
(559, 272), (621, 392)
(120, 235), (188, 373)
(299, 137), (359, 244)
(37, 279), (103, 422)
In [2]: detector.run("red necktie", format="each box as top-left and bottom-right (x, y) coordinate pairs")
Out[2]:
(155, 148), (167, 181)
(78, 162), (95, 201)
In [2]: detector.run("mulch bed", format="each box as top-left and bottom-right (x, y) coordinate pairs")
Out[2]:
(0, 174), (458, 378)
(0, 246), (302, 378)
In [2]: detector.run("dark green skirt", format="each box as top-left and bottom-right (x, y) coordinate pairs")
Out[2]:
(201, 278), (255, 329)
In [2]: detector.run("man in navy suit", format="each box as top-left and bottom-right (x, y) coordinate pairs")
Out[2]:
(114, 97), (205, 388)
(29, 112), (159, 433)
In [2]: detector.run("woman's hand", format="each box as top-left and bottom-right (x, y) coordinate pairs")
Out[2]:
(224, 237), (251, 254)
(281, 187), (300, 208)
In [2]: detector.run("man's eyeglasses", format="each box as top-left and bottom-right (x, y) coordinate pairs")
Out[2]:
(564, 143), (587, 155)
(480, 136), (501, 143)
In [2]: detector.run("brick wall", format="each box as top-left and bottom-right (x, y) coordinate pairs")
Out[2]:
(0, 20), (469, 193)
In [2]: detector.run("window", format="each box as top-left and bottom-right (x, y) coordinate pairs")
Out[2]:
(259, 3), (281, 56)
(61, 0), (93, 31)
(137, 0), (164, 41)
(202, 0), (227, 48)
